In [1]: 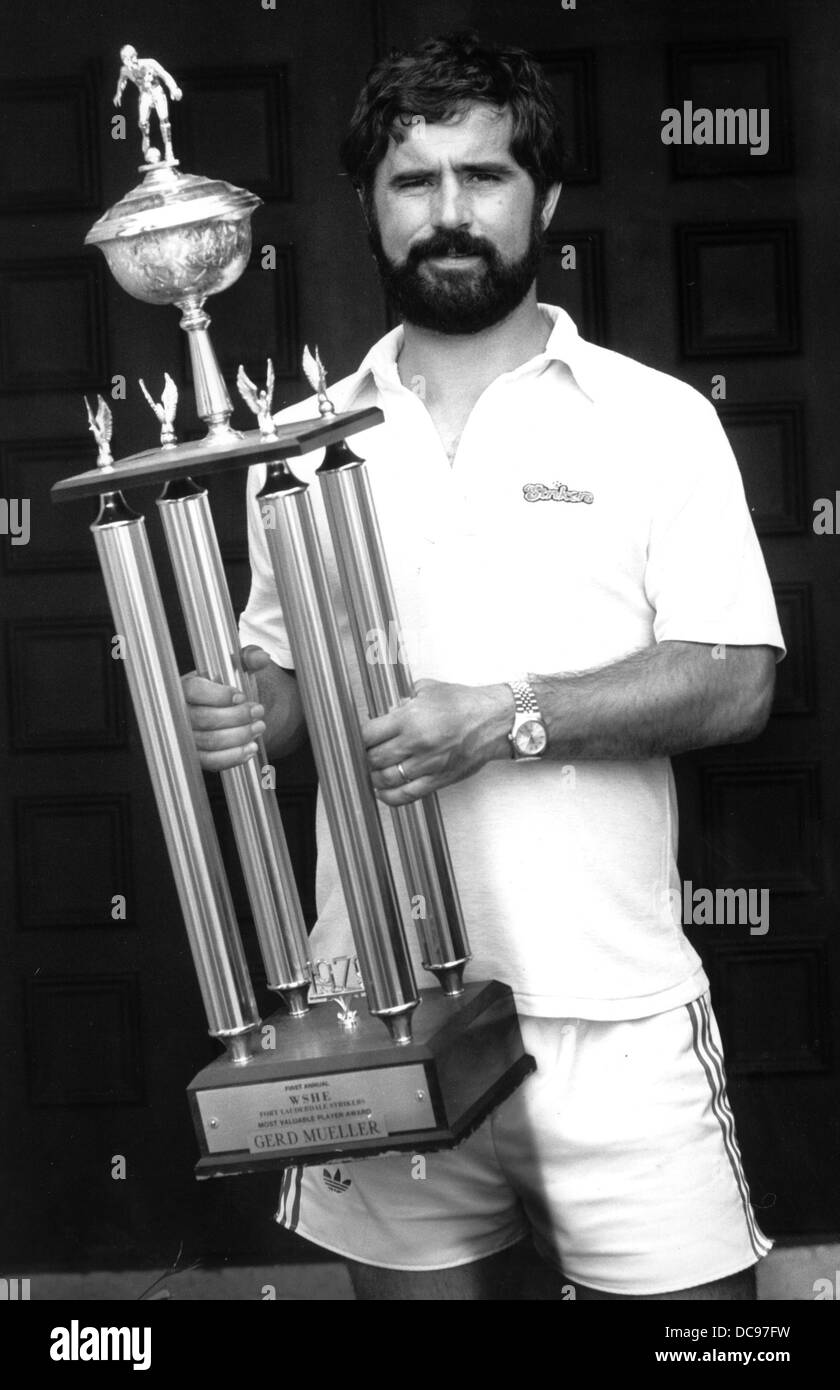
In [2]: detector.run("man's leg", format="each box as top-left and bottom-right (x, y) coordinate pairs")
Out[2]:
(572, 1266), (756, 1301)
(347, 1239), (572, 1301)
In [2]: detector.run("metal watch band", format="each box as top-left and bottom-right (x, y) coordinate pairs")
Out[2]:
(508, 677), (541, 717)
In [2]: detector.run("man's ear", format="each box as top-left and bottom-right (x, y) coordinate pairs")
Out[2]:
(540, 182), (562, 232)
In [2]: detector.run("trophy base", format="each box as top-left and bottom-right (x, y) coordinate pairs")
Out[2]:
(188, 980), (535, 1178)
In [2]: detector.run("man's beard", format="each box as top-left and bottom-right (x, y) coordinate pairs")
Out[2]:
(368, 204), (546, 335)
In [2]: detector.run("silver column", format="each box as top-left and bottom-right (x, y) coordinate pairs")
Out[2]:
(177, 297), (238, 444)
(92, 489), (261, 1062)
(318, 444), (471, 995)
(158, 477), (312, 1017)
(258, 460), (418, 1043)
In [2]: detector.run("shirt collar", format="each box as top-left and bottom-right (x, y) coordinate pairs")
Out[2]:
(342, 302), (601, 408)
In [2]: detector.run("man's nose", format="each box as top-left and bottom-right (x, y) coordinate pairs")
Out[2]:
(430, 175), (470, 228)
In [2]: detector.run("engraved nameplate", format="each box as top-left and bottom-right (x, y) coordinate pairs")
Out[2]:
(197, 1065), (435, 1154)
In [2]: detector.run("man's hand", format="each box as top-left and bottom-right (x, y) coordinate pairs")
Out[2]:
(182, 645), (272, 773)
(364, 678), (513, 806)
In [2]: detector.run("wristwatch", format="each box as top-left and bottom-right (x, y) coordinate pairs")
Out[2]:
(506, 677), (548, 760)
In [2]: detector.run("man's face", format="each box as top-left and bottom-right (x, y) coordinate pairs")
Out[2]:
(367, 104), (557, 334)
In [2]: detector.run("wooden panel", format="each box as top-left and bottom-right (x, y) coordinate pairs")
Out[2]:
(676, 223), (799, 356)
(0, 437), (98, 572)
(15, 796), (132, 929)
(718, 401), (806, 536)
(8, 619), (127, 750)
(701, 763), (821, 894)
(667, 40), (792, 178)
(25, 975), (144, 1105)
(176, 66), (291, 199)
(540, 231), (606, 343)
(184, 245), (299, 391)
(536, 50), (599, 183)
(0, 74), (100, 210)
(0, 258), (108, 392)
(771, 583), (815, 716)
(708, 941), (830, 1074)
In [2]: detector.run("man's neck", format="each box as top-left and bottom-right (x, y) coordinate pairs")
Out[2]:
(396, 292), (552, 411)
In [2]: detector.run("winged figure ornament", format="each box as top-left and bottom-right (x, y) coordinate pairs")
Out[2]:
(84, 394), (114, 469)
(302, 344), (335, 417)
(139, 372), (179, 447)
(236, 359), (276, 437)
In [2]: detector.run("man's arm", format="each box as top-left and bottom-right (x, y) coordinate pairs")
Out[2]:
(113, 69), (129, 105)
(365, 641), (776, 806)
(183, 647), (306, 772)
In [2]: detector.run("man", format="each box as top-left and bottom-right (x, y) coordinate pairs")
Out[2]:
(184, 33), (784, 1300)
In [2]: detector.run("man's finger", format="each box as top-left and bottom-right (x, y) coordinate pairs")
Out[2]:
(198, 743), (259, 774)
(194, 723), (264, 753)
(182, 673), (248, 708)
(360, 707), (405, 749)
(241, 645), (272, 673)
(374, 774), (436, 807)
(365, 737), (412, 772)
(189, 703), (264, 733)
(370, 761), (416, 791)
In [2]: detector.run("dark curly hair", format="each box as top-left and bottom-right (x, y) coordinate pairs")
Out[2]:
(340, 31), (565, 202)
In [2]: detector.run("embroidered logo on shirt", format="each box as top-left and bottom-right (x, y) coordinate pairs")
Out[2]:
(322, 1167), (352, 1195)
(523, 481), (594, 505)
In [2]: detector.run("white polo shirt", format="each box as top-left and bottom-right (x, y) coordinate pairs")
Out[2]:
(239, 305), (784, 1020)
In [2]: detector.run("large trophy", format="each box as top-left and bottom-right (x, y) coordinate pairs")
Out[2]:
(53, 49), (535, 1177)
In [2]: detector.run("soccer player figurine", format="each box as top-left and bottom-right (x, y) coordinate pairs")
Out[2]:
(113, 45), (182, 165)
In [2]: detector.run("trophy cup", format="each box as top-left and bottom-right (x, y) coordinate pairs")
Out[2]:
(52, 48), (535, 1177)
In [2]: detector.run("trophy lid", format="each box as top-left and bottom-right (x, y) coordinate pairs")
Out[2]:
(85, 161), (262, 246)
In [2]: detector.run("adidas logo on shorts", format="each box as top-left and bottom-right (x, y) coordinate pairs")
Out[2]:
(322, 1167), (352, 1195)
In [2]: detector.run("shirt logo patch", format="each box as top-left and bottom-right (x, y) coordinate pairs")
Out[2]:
(523, 481), (594, 505)
(322, 1167), (352, 1195)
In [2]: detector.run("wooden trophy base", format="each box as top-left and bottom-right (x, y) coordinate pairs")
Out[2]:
(188, 980), (535, 1178)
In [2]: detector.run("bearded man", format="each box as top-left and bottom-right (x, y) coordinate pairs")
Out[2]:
(183, 32), (784, 1301)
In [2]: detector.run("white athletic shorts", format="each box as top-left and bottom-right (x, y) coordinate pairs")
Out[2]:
(275, 992), (772, 1295)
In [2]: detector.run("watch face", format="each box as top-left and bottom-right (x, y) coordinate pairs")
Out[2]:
(514, 719), (548, 756)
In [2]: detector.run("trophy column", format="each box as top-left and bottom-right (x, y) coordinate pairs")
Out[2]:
(91, 481), (260, 1062)
(157, 475), (312, 1017)
(258, 459), (419, 1042)
(318, 436), (471, 997)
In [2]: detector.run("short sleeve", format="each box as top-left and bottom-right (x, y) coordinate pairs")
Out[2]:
(645, 393), (786, 660)
(237, 460), (295, 670)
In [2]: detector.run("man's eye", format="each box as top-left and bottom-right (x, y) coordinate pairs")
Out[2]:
(466, 172), (500, 183)
(399, 177), (433, 189)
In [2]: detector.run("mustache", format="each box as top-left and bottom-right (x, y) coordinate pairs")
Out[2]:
(405, 230), (497, 269)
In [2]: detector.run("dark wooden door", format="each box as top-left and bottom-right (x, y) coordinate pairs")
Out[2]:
(0, 0), (384, 1270)
(1, 0), (838, 1278)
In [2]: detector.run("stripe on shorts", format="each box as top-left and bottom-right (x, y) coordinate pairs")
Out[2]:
(277, 1166), (303, 1231)
(276, 1165), (303, 1232)
(686, 996), (771, 1260)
